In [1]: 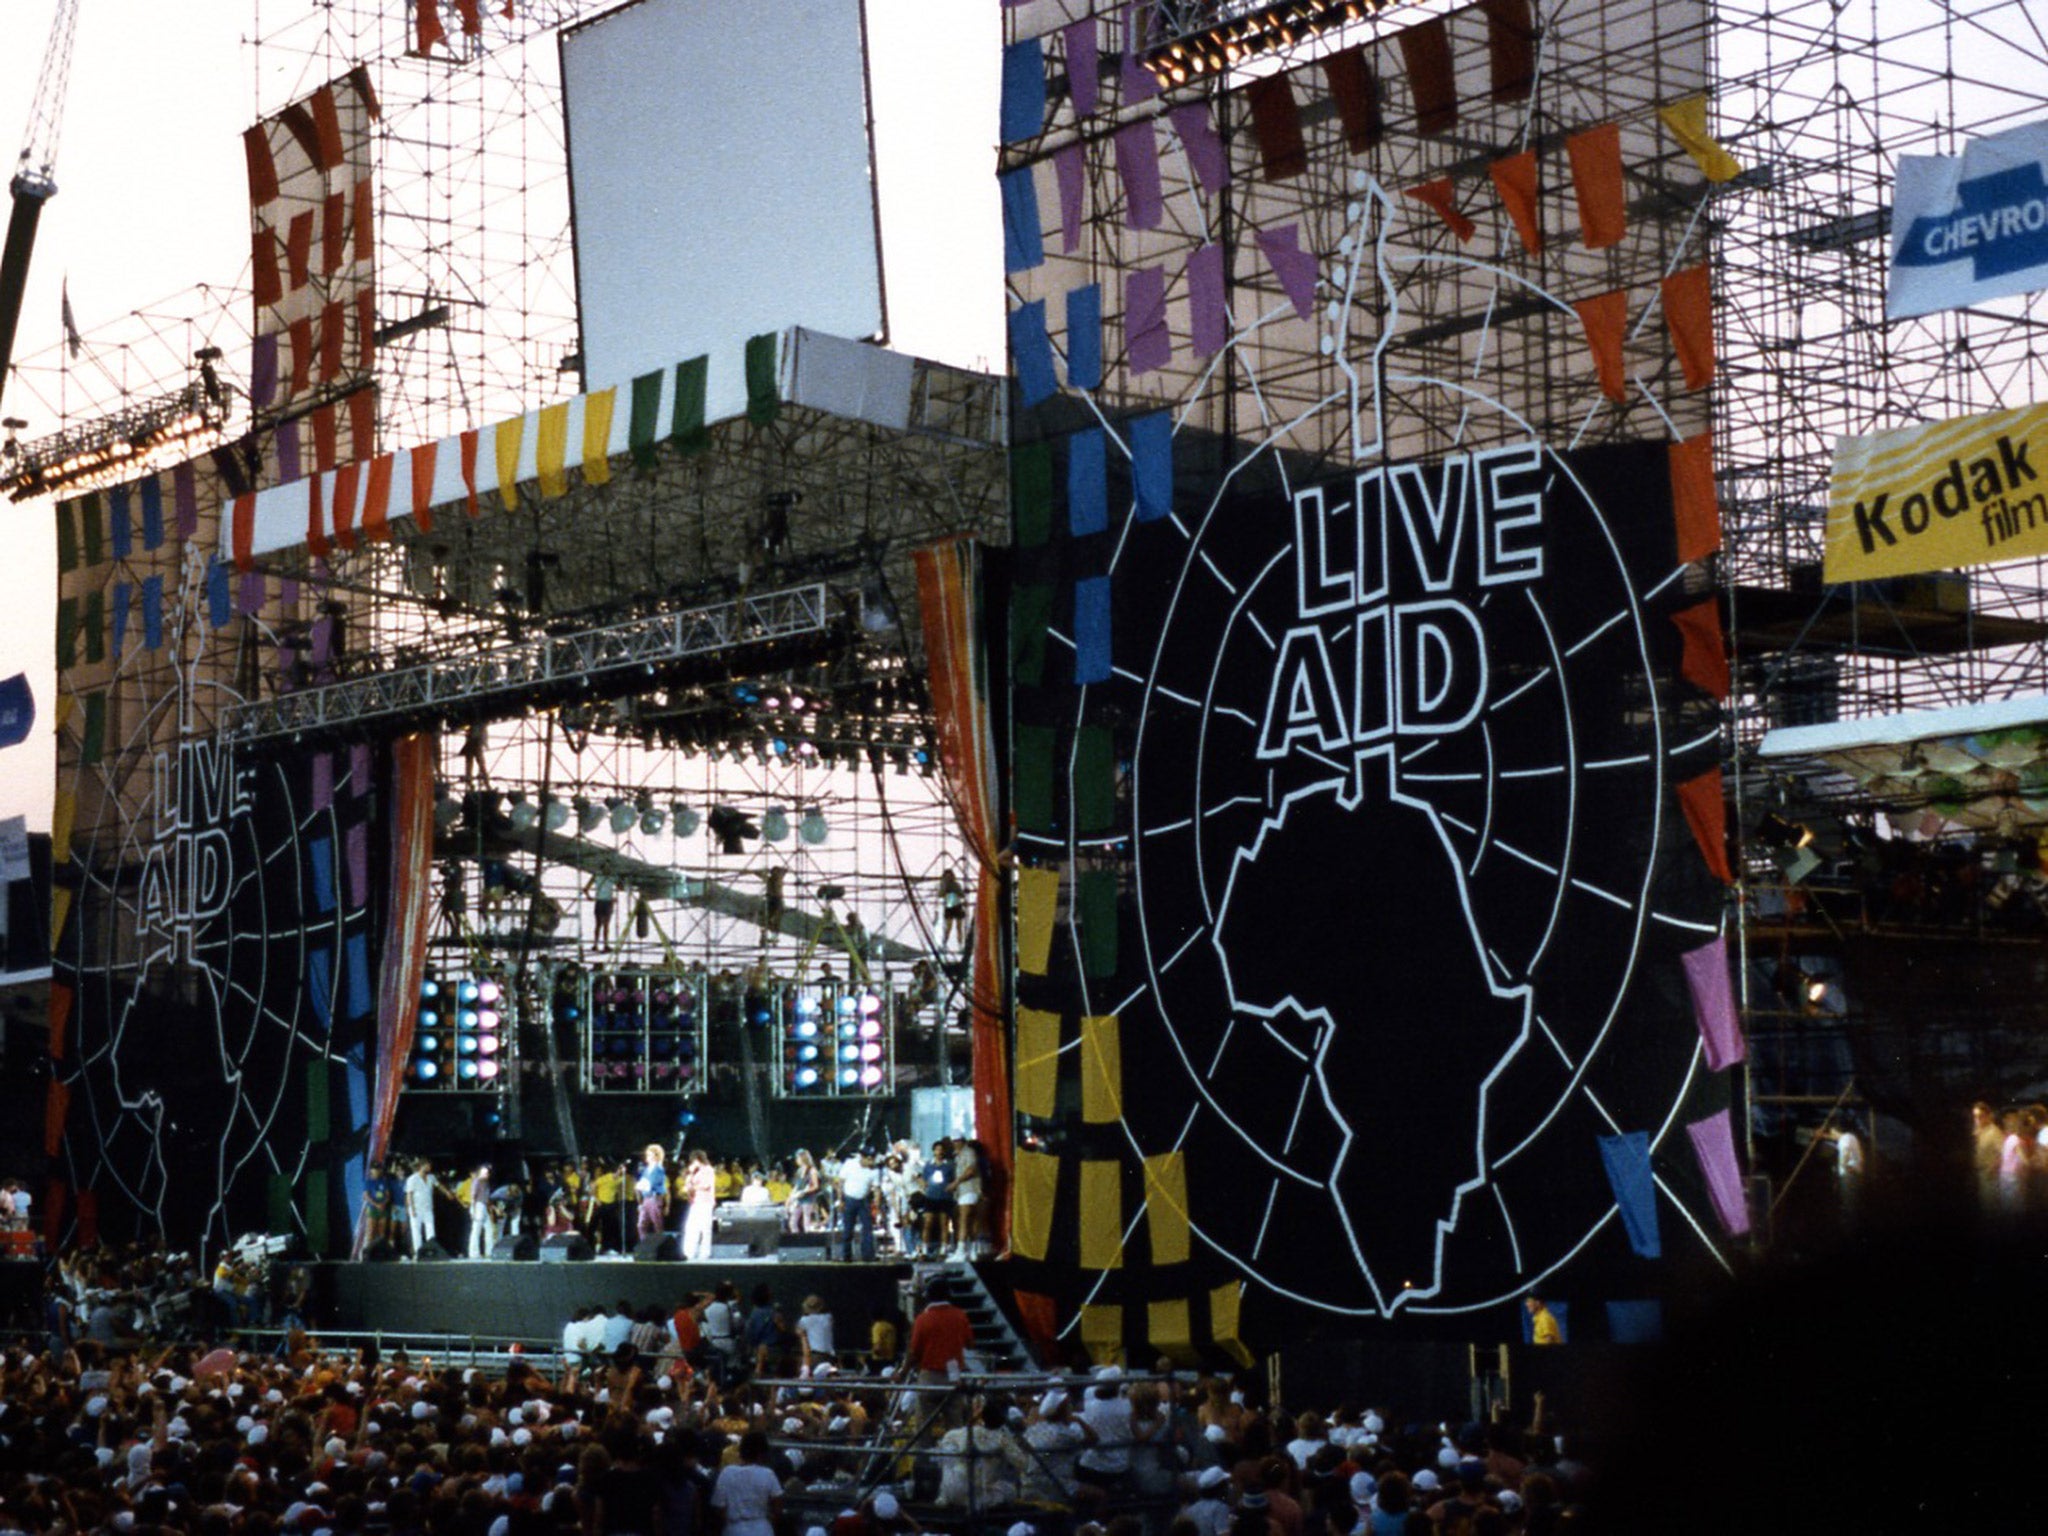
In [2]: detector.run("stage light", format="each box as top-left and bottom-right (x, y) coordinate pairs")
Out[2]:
(672, 802), (700, 837)
(860, 1067), (883, 1088)
(859, 1019), (881, 1040)
(416, 1060), (439, 1081)
(478, 1009), (501, 1029)
(479, 980), (501, 1003)
(799, 806), (828, 845)
(708, 804), (758, 853)
(421, 978), (440, 998)
(458, 980), (481, 1003)
(642, 807), (666, 835)
(839, 1068), (860, 1088)
(575, 797), (604, 833)
(434, 784), (461, 830)
(608, 798), (637, 835)
(762, 806), (790, 842)
(478, 1034), (500, 1054)
(859, 992), (880, 1015)
(861, 1043), (882, 1063)
(417, 1034), (439, 1054)
(419, 1009), (439, 1029)
(459, 1060), (480, 1080)
(544, 795), (570, 831)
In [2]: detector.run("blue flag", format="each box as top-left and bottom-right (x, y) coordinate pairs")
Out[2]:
(0, 674), (34, 748)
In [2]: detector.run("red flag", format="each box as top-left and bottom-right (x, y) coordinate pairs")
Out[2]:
(1245, 73), (1306, 180)
(1405, 178), (1475, 243)
(1670, 433), (1721, 562)
(1573, 289), (1630, 401)
(452, 0), (482, 32)
(363, 454), (395, 542)
(1489, 150), (1543, 254)
(1670, 597), (1730, 699)
(1568, 123), (1626, 249)
(307, 474), (331, 560)
(1677, 768), (1734, 884)
(460, 428), (481, 516)
(1662, 264), (1714, 390)
(415, 0), (447, 53)
(332, 461), (360, 551)
(232, 493), (257, 573)
(410, 443), (439, 533)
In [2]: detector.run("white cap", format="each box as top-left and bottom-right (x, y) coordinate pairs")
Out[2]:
(1008, 1524), (1036, 1536)
(249, 1424), (270, 1446)
(1349, 1472), (1377, 1504)
(324, 1437), (348, 1459)
(512, 1427), (533, 1446)
(489, 1518), (510, 1536)
(1438, 1446), (1460, 1469)
(85, 1395), (108, 1417)
(1038, 1390), (1067, 1417)
(1197, 1466), (1229, 1491)
(94, 1445), (116, 1468)
(872, 1492), (900, 1520)
(1203, 1425), (1228, 1443)
(412, 1402), (435, 1421)
(227, 1384), (245, 1400)
(1093, 1365), (1123, 1382)
(783, 1417), (804, 1434)
(1413, 1470), (1440, 1492)
(1497, 1491), (1523, 1513)
(1362, 1412), (1384, 1433)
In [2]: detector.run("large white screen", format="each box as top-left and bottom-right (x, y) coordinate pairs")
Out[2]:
(562, 0), (885, 391)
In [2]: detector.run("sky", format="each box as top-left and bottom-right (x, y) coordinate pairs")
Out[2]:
(0, 0), (1002, 832)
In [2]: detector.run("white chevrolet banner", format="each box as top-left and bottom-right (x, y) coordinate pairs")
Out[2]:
(1888, 119), (2048, 320)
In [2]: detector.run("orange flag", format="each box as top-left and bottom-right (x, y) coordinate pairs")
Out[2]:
(1567, 122), (1626, 249)
(1405, 179), (1476, 243)
(1677, 768), (1734, 884)
(1669, 433), (1721, 562)
(410, 442), (439, 532)
(1662, 264), (1714, 390)
(1573, 289), (1629, 401)
(1489, 150), (1543, 254)
(362, 454), (395, 542)
(1670, 597), (1730, 699)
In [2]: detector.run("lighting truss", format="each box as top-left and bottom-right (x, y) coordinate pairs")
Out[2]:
(219, 584), (833, 747)
(1140, 0), (1421, 83)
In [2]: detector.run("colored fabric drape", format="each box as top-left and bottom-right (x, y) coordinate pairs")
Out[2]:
(1078, 867), (1118, 976)
(1013, 443), (1053, 547)
(1016, 1007), (1061, 1115)
(1681, 935), (1746, 1070)
(331, 462), (360, 551)
(110, 584), (129, 661)
(1144, 1153), (1190, 1263)
(1405, 178), (1476, 243)
(1017, 867), (1061, 975)
(1245, 73), (1307, 180)
(451, 0), (483, 34)
(357, 287), (376, 371)
(1065, 18), (1099, 115)
(250, 333), (279, 409)
(311, 402), (338, 472)
(495, 415), (523, 509)
(287, 210), (314, 291)
(81, 689), (106, 762)
(1479, 0), (1535, 102)
(1662, 264), (1715, 390)
(54, 501), (76, 573)
(1659, 95), (1742, 183)
(1132, 411), (1172, 522)
(1079, 1159), (1122, 1268)
(361, 454), (394, 542)
(288, 316), (314, 395)
(1010, 300), (1058, 407)
(1068, 429), (1107, 536)
(1148, 1298), (1192, 1359)
(323, 191), (347, 276)
(535, 400), (571, 498)
(1686, 1108), (1750, 1235)
(1323, 47), (1383, 153)
(629, 369), (663, 468)
(1067, 283), (1102, 390)
(1399, 18), (1458, 135)
(1119, 3), (1158, 104)
(252, 230), (283, 306)
(237, 569), (266, 617)
(1011, 1152), (1058, 1261)
(81, 591), (104, 665)
(459, 428), (480, 514)
(1256, 224), (1318, 320)
(1013, 726), (1055, 823)
(309, 85), (346, 168)
(582, 387), (616, 486)
(1671, 597), (1730, 698)
(109, 486), (132, 560)
(1126, 266), (1171, 374)
(415, 0), (447, 55)
(1001, 37), (1047, 143)
(744, 333), (779, 424)
(1012, 580), (1049, 683)
(1568, 123), (1627, 249)
(1670, 432), (1721, 561)
(354, 179), (374, 263)
(139, 476), (163, 550)
(245, 123), (280, 204)
(1073, 573), (1105, 684)
(1490, 150), (1544, 254)
(77, 493), (102, 567)
(1080, 1014), (1122, 1123)
(671, 355), (709, 453)
(232, 493), (256, 572)
(1002, 166), (1046, 273)
(43, 1079), (70, 1159)
(1116, 119), (1164, 230)
(409, 443), (437, 531)
(914, 540), (1013, 1218)
(55, 599), (76, 670)
(1188, 242), (1227, 357)
(1574, 289), (1630, 401)
(1054, 142), (1087, 252)
(359, 733), (435, 1248)
(1075, 725), (1115, 828)
(1677, 767), (1734, 884)
(173, 460), (198, 538)
(306, 476), (330, 560)
(1598, 1130), (1662, 1258)
(1170, 103), (1229, 194)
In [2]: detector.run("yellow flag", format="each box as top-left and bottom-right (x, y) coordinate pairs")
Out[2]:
(582, 388), (617, 487)
(1659, 95), (1741, 184)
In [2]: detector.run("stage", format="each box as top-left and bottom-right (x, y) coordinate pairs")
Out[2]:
(313, 1256), (914, 1339)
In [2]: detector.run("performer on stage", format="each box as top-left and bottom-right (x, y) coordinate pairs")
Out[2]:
(402, 1157), (440, 1258)
(682, 1147), (717, 1261)
(466, 1163), (498, 1259)
(636, 1144), (670, 1242)
(363, 1162), (395, 1250)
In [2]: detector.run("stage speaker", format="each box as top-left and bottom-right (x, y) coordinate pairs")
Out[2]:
(634, 1233), (680, 1262)
(492, 1232), (540, 1262)
(365, 1239), (401, 1263)
(415, 1240), (453, 1263)
(708, 1242), (752, 1261)
(539, 1234), (593, 1263)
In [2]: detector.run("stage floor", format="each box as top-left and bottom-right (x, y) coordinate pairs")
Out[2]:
(316, 1257), (913, 1339)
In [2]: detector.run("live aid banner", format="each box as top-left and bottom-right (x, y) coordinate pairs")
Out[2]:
(1888, 119), (2048, 321)
(1826, 400), (2048, 583)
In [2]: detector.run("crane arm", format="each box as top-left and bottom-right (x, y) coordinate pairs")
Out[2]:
(0, 0), (82, 413)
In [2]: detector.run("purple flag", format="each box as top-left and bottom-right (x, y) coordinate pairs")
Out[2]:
(1119, 5), (1158, 103)
(237, 568), (266, 617)
(312, 751), (336, 812)
(1256, 224), (1319, 320)
(1065, 18), (1099, 116)
(1170, 103), (1230, 194)
(1054, 142), (1087, 253)
(278, 418), (302, 484)
(251, 333), (279, 409)
(350, 741), (373, 795)
(280, 576), (300, 611)
(346, 819), (370, 907)
(1116, 119), (1164, 230)
(1681, 935), (1745, 1070)
(1126, 266), (1172, 374)
(1188, 243), (1228, 356)
(173, 460), (199, 539)
(1686, 1108), (1751, 1237)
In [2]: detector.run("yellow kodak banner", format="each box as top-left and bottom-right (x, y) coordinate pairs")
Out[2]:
(1827, 400), (2048, 582)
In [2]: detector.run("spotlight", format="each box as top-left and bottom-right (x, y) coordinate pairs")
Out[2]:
(672, 802), (701, 837)
(762, 806), (790, 842)
(543, 795), (570, 831)
(707, 804), (759, 855)
(433, 783), (461, 830)
(509, 795), (538, 832)
(607, 798), (637, 835)
(798, 806), (828, 845)
(575, 797), (604, 833)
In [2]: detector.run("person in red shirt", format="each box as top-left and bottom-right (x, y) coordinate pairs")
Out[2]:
(902, 1278), (975, 1426)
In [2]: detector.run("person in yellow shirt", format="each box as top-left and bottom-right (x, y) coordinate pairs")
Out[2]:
(1525, 1293), (1562, 1345)
(715, 1160), (743, 1200)
(589, 1163), (624, 1252)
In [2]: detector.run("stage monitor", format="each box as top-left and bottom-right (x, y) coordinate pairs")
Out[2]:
(561, 0), (886, 396)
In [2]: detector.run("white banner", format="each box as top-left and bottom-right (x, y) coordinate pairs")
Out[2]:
(1888, 119), (2048, 321)
(0, 815), (29, 884)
